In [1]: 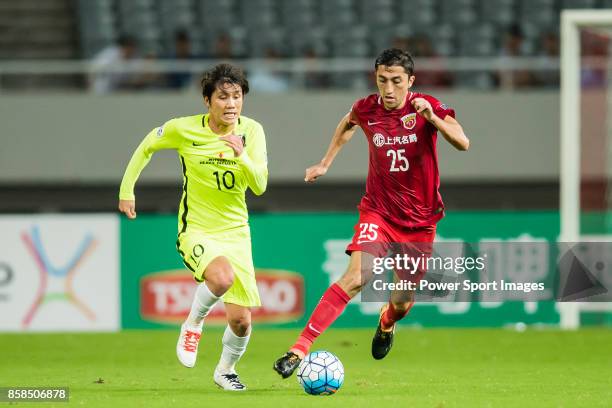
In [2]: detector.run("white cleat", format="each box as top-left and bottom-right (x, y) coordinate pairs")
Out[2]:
(214, 369), (247, 391)
(176, 323), (202, 368)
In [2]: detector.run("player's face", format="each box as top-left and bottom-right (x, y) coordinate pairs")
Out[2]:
(375, 65), (415, 110)
(205, 82), (243, 128)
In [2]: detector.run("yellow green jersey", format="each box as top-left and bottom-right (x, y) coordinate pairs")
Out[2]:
(119, 113), (268, 234)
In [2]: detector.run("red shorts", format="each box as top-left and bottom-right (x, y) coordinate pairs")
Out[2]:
(346, 210), (436, 281)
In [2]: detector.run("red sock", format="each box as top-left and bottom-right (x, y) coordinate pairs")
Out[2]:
(381, 301), (414, 331)
(291, 283), (350, 356)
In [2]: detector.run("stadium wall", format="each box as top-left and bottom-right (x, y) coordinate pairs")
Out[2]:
(10, 211), (610, 332)
(0, 91), (559, 183)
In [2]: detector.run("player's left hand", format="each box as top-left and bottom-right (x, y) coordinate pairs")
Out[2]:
(411, 98), (435, 122)
(220, 134), (244, 157)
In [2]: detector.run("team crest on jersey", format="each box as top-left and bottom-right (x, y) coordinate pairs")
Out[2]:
(401, 113), (416, 130)
(373, 133), (385, 147)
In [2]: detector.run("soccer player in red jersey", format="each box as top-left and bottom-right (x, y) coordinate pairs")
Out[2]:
(273, 48), (470, 378)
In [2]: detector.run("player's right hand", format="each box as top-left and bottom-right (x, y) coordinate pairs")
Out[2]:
(305, 163), (328, 183)
(118, 199), (137, 219)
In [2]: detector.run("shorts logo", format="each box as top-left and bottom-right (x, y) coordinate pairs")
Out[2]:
(156, 125), (164, 137)
(401, 113), (417, 130)
(373, 133), (385, 147)
(189, 244), (204, 268)
(192, 244), (204, 258)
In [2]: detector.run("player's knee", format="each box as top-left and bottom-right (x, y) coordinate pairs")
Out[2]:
(338, 273), (364, 294)
(214, 272), (234, 292)
(391, 301), (411, 314)
(205, 258), (234, 293)
(228, 315), (251, 335)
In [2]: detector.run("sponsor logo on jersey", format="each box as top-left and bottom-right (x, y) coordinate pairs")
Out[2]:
(140, 269), (304, 324)
(374, 133), (418, 147)
(200, 157), (236, 166)
(373, 133), (385, 147)
(401, 113), (417, 130)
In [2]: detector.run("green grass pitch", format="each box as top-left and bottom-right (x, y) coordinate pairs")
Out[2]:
(1, 328), (611, 407)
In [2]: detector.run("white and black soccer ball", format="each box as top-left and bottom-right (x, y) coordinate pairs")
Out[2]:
(296, 350), (344, 395)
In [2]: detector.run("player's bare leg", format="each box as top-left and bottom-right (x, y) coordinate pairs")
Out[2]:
(372, 288), (414, 360)
(273, 251), (374, 378)
(177, 256), (234, 368)
(214, 303), (250, 391)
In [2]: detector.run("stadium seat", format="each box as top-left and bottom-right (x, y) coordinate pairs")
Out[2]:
(480, 0), (516, 27)
(72, 0), (608, 81)
(459, 24), (497, 56)
(560, 0), (598, 8)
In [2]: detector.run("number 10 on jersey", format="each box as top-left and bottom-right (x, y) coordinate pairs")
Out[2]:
(213, 170), (235, 190)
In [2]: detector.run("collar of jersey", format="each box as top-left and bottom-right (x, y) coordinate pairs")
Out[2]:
(201, 114), (241, 131)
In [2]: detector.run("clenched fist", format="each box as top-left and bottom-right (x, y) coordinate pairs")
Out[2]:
(411, 97), (435, 122)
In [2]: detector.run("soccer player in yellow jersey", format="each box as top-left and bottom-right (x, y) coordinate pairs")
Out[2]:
(118, 64), (268, 391)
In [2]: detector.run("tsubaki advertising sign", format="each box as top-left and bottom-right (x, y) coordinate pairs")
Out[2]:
(140, 269), (304, 324)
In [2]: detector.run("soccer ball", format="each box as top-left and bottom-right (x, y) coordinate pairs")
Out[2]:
(296, 350), (344, 395)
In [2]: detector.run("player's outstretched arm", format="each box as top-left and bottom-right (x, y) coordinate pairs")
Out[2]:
(305, 113), (358, 183)
(411, 98), (470, 151)
(118, 120), (182, 218)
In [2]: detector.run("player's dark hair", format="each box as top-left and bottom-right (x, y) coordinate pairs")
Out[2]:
(375, 48), (415, 76)
(201, 63), (249, 100)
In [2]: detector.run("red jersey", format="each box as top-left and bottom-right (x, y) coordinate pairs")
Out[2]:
(348, 92), (455, 228)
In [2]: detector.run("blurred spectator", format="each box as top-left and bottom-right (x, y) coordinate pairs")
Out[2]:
(501, 24), (525, 57)
(209, 32), (236, 59)
(581, 29), (609, 89)
(499, 24), (537, 88)
(535, 32), (560, 88)
(248, 48), (290, 93)
(165, 30), (195, 90)
(90, 35), (138, 93)
(407, 35), (452, 88)
(90, 35), (162, 93)
(134, 52), (165, 91)
(391, 36), (411, 51)
(302, 47), (332, 89)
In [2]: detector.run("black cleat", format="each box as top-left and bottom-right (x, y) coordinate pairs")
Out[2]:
(371, 321), (395, 360)
(273, 351), (302, 378)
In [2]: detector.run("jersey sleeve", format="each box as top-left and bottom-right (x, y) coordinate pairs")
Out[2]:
(119, 119), (182, 200)
(423, 94), (456, 119)
(348, 100), (362, 127)
(237, 122), (268, 196)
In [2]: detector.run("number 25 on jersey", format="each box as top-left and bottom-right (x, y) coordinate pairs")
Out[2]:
(387, 149), (409, 172)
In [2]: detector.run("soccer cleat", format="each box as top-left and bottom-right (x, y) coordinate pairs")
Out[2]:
(176, 323), (202, 368)
(214, 370), (247, 391)
(273, 351), (302, 378)
(371, 307), (395, 360)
